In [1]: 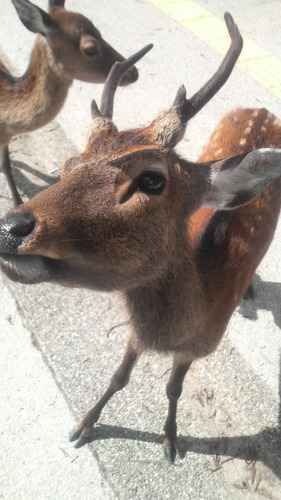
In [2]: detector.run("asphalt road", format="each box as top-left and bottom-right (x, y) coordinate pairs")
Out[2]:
(0, 0), (281, 498)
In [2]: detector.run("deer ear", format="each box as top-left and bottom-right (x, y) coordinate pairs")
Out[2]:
(12, 0), (55, 36)
(201, 148), (281, 210)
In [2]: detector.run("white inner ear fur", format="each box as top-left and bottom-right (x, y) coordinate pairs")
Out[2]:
(201, 148), (281, 210)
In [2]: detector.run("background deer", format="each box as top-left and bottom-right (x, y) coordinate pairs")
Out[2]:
(0, 13), (280, 464)
(0, 0), (139, 205)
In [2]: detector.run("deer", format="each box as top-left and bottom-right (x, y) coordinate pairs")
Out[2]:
(0, 13), (281, 464)
(0, 0), (140, 206)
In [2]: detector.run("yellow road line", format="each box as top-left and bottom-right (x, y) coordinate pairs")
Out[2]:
(149, 0), (281, 100)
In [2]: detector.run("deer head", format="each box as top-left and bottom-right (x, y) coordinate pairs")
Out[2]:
(0, 13), (281, 291)
(11, 0), (138, 84)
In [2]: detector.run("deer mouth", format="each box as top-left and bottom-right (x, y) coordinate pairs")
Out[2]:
(0, 253), (60, 284)
(0, 252), (113, 291)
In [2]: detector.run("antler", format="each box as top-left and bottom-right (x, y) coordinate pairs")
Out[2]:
(174, 12), (243, 122)
(91, 44), (153, 120)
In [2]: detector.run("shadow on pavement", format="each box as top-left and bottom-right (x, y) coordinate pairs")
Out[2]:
(82, 356), (281, 480)
(238, 274), (281, 328)
(0, 160), (59, 203)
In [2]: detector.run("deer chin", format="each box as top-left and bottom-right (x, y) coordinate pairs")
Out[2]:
(0, 253), (60, 284)
(0, 252), (130, 291)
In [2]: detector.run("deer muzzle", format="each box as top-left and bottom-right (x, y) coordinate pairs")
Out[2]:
(0, 211), (60, 284)
(0, 212), (36, 255)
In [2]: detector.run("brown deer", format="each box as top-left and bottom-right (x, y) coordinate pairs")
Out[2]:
(0, 13), (281, 464)
(0, 0), (140, 206)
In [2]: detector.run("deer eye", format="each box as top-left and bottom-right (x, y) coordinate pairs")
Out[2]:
(83, 46), (98, 56)
(137, 172), (166, 194)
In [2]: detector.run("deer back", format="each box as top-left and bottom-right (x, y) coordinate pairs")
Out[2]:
(188, 108), (281, 332)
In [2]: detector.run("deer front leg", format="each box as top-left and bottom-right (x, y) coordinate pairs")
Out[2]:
(1, 146), (23, 206)
(69, 339), (140, 447)
(163, 353), (192, 464)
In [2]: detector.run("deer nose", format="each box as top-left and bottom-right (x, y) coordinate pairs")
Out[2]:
(128, 66), (139, 82)
(120, 65), (139, 85)
(0, 212), (36, 254)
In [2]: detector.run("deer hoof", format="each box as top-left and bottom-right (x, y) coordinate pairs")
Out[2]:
(69, 422), (92, 446)
(74, 435), (92, 448)
(69, 423), (83, 442)
(163, 444), (177, 464)
(163, 441), (177, 464)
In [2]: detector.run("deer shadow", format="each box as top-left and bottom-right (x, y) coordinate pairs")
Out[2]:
(82, 422), (281, 477)
(0, 160), (59, 202)
(238, 274), (281, 329)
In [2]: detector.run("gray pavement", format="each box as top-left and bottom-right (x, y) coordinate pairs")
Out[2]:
(0, 0), (281, 498)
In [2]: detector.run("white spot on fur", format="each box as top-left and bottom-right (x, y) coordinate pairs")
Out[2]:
(215, 148), (223, 156)
(239, 138), (246, 146)
(211, 131), (221, 142)
(273, 117), (281, 128)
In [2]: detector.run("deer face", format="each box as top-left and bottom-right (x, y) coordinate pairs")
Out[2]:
(48, 10), (138, 85)
(0, 137), (193, 289)
(11, 0), (138, 85)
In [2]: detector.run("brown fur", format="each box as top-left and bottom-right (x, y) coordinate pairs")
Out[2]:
(188, 109), (281, 338)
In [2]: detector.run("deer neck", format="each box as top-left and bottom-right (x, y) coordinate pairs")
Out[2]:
(1, 36), (72, 143)
(125, 227), (214, 358)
